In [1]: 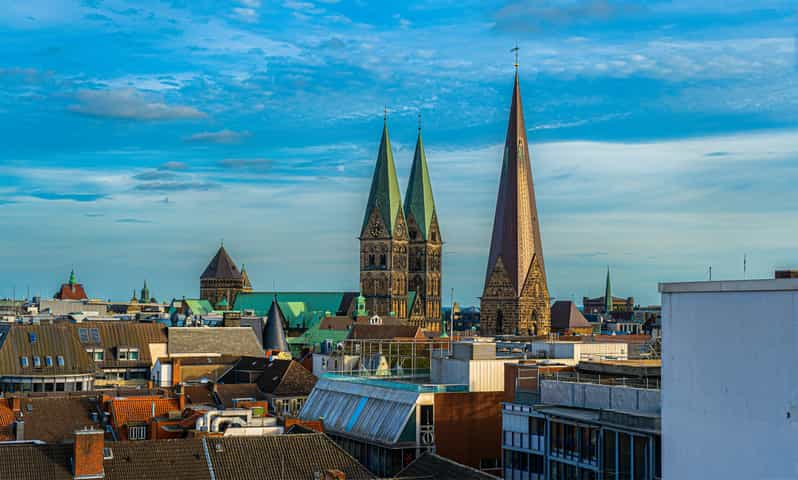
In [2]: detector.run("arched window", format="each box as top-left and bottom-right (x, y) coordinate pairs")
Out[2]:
(496, 310), (504, 334)
(368, 254), (375, 266)
(379, 254), (387, 267)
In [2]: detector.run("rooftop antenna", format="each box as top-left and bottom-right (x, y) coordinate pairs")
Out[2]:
(743, 254), (747, 279)
(511, 43), (520, 71)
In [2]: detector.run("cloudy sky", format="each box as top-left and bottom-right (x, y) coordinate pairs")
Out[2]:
(1, 0), (796, 306)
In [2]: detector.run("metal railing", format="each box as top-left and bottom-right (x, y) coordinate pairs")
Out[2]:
(541, 371), (661, 390)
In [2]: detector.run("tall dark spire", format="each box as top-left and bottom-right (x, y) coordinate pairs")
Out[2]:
(484, 71), (547, 295)
(604, 267), (612, 314)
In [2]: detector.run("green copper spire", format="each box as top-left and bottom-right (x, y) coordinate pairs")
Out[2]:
(604, 267), (612, 315)
(361, 119), (404, 238)
(140, 281), (150, 303)
(69, 270), (76, 285)
(404, 123), (439, 241)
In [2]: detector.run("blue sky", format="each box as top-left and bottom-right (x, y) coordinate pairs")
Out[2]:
(1, 0), (797, 306)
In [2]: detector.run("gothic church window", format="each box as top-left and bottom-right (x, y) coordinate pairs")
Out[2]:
(369, 254), (375, 266)
(379, 254), (387, 267)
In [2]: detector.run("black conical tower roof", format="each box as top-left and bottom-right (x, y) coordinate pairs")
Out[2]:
(201, 245), (241, 280)
(263, 296), (289, 353)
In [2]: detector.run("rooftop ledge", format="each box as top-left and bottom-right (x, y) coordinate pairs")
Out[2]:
(659, 278), (798, 294)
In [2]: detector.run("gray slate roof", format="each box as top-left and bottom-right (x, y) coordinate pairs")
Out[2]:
(396, 453), (500, 480)
(167, 327), (264, 358)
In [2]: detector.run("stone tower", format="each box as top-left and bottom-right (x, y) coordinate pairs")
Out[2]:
(480, 70), (551, 336)
(404, 123), (442, 329)
(200, 244), (251, 308)
(360, 119), (408, 319)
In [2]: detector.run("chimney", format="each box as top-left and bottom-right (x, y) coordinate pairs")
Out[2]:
(11, 397), (20, 413)
(171, 359), (181, 386)
(73, 428), (105, 479)
(178, 386), (186, 411)
(322, 470), (346, 480)
(223, 311), (242, 328)
(14, 420), (24, 441)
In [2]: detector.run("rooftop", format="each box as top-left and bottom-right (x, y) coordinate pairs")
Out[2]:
(659, 277), (798, 293)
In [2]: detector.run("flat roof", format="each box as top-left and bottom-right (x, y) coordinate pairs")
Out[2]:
(659, 278), (798, 294)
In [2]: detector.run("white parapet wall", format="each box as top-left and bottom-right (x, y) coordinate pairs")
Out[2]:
(540, 380), (660, 414)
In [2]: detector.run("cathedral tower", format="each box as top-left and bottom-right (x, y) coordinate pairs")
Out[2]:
(200, 244), (249, 308)
(404, 122), (442, 329)
(360, 119), (409, 319)
(480, 70), (551, 336)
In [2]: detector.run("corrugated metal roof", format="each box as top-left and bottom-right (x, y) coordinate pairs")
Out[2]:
(299, 377), (418, 446)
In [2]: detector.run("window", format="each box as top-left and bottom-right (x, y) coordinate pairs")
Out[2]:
(78, 328), (89, 343)
(128, 425), (146, 441)
(129, 349), (139, 361)
(379, 254), (387, 267)
(28, 332), (37, 343)
(368, 254), (375, 266)
(89, 328), (101, 343)
(57, 356), (65, 367)
(20, 356), (29, 368)
(45, 356), (53, 367)
(33, 356), (41, 368)
(87, 349), (104, 361)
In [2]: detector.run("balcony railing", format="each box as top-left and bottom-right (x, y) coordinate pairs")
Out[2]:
(541, 371), (661, 390)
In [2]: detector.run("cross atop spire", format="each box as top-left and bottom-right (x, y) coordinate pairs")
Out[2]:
(511, 43), (519, 71)
(384, 105), (388, 123)
(418, 112), (422, 132)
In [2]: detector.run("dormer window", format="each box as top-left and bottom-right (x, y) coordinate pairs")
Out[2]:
(87, 348), (104, 361)
(33, 356), (41, 368)
(57, 355), (65, 367)
(118, 348), (139, 361)
(20, 356), (29, 368)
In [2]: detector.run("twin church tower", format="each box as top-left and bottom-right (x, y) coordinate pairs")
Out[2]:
(360, 69), (551, 336)
(359, 118), (442, 330)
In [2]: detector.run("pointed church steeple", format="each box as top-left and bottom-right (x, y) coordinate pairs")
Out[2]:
(484, 70), (547, 295)
(404, 121), (439, 242)
(361, 119), (404, 239)
(604, 267), (612, 315)
(481, 66), (551, 336)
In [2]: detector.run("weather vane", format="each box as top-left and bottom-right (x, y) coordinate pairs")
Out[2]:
(418, 112), (422, 132)
(384, 105), (388, 122)
(511, 43), (519, 71)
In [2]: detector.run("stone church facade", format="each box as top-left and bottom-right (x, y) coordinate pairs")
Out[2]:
(360, 120), (442, 328)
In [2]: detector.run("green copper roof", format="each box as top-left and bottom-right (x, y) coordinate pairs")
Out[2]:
(361, 122), (404, 237)
(216, 297), (229, 307)
(69, 270), (76, 285)
(234, 291), (356, 329)
(404, 130), (438, 240)
(184, 298), (214, 316)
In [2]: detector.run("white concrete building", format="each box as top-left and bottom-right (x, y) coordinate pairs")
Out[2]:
(660, 278), (798, 480)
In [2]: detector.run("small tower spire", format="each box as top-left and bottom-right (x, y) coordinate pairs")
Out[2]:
(604, 267), (613, 316)
(69, 270), (77, 286)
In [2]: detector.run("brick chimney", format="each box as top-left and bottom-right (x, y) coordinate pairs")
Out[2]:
(11, 397), (20, 413)
(171, 359), (182, 386)
(322, 470), (346, 480)
(73, 428), (105, 479)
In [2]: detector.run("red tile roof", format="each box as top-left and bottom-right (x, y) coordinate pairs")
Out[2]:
(110, 396), (179, 427)
(54, 283), (88, 300)
(0, 402), (14, 426)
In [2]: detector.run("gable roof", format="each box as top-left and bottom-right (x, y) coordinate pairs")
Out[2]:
(214, 383), (267, 409)
(54, 282), (88, 300)
(0, 433), (375, 480)
(110, 396), (180, 427)
(167, 327), (264, 358)
(396, 452), (500, 479)
(205, 433), (375, 480)
(551, 301), (594, 331)
(104, 439), (211, 480)
(361, 121), (405, 238)
(404, 129), (439, 241)
(0, 324), (95, 376)
(256, 359), (317, 396)
(183, 299), (215, 316)
(15, 396), (102, 443)
(183, 384), (215, 407)
(201, 245), (242, 280)
(69, 322), (167, 368)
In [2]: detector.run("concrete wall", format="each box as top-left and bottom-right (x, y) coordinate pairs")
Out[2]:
(540, 380), (660, 414)
(662, 282), (798, 480)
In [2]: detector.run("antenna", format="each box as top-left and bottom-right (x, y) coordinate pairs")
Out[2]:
(709, 266), (712, 281)
(743, 254), (747, 279)
(511, 43), (519, 71)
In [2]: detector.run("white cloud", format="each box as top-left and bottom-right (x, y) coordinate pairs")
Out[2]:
(185, 129), (251, 144)
(68, 88), (206, 120)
